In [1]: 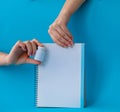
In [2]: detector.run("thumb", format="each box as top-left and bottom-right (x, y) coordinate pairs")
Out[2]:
(26, 58), (41, 65)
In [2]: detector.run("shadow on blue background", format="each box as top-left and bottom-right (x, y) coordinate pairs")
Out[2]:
(0, 0), (120, 112)
(69, 0), (105, 107)
(69, 0), (120, 111)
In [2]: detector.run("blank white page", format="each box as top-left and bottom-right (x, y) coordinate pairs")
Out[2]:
(36, 43), (84, 108)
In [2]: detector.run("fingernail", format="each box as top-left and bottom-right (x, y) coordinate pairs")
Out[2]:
(65, 45), (68, 48)
(64, 45), (67, 48)
(68, 44), (71, 47)
(67, 42), (71, 46)
(70, 41), (73, 46)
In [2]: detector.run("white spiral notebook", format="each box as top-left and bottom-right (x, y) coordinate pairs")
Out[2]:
(36, 43), (85, 108)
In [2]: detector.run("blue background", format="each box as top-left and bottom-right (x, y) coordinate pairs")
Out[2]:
(0, 0), (120, 112)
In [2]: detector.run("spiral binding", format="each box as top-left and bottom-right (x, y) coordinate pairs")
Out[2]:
(34, 64), (38, 107)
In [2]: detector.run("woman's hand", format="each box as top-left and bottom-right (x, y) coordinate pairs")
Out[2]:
(5, 39), (43, 65)
(48, 0), (85, 47)
(48, 17), (73, 48)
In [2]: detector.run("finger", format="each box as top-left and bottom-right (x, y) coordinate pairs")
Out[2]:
(14, 40), (26, 51)
(24, 41), (33, 56)
(55, 39), (66, 48)
(49, 24), (73, 47)
(60, 25), (73, 40)
(58, 38), (71, 47)
(53, 30), (69, 47)
(32, 39), (44, 47)
(26, 58), (41, 65)
(54, 25), (72, 43)
(31, 41), (37, 55)
(10, 41), (26, 56)
(48, 29), (66, 47)
(55, 28), (72, 46)
(63, 35), (73, 46)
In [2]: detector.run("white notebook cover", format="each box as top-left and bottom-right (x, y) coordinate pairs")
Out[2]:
(36, 43), (85, 108)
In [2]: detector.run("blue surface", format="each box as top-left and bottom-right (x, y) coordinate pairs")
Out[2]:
(0, 0), (120, 112)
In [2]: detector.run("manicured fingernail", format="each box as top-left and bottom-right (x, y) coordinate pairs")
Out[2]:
(71, 41), (73, 45)
(65, 45), (68, 48)
(63, 46), (66, 48)
(68, 44), (71, 47)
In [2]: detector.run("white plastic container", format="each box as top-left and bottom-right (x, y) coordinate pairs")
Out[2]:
(34, 46), (46, 62)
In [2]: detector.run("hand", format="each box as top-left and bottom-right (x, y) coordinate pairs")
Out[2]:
(48, 0), (85, 47)
(48, 17), (73, 48)
(6, 39), (43, 65)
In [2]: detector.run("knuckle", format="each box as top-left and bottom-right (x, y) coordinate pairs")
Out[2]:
(49, 24), (54, 30)
(53, 23), (57, 27)
(30, 41), (34, 45)
(53, 39), (57, 43)
(48, 29), (53, 35)
(16, 40), (21, 44)
(48, 29), (51, 34)
(49, 23), (56, 29)
(26, 41), (30, 44)
(49, 25), (52, 29)
(32, 38), (37, 42)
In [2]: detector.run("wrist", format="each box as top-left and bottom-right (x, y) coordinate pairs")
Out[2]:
(57, 11), (71, 25)
(4, 54), (11, 65)
(0, 53), (11, 66)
